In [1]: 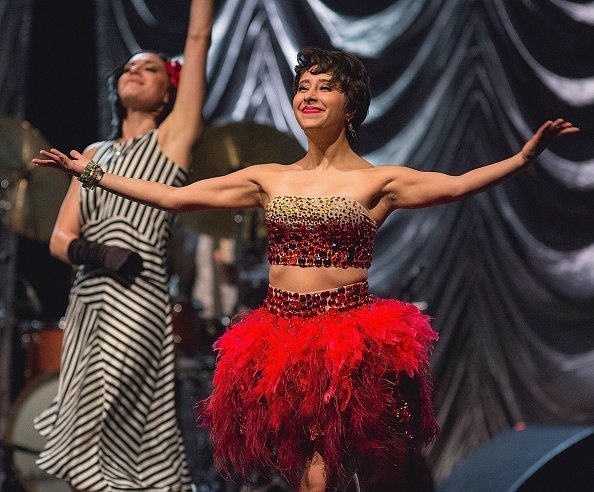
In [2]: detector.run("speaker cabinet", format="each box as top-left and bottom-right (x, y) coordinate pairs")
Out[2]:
(438, 426), (594, 492)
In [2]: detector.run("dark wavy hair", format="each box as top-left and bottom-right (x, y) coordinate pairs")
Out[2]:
(293, 47), (370, 141)
(106, 51), (177, 140)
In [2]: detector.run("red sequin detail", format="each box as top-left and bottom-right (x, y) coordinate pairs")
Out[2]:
(265, 196), (376, 269)
(310, 423), (323, 441)
(264, 281), (371, 317)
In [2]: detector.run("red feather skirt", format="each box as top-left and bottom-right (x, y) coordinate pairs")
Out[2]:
(197, 281), (438, 488)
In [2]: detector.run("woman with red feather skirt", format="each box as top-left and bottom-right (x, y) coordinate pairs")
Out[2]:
(34, 47), (578, 491)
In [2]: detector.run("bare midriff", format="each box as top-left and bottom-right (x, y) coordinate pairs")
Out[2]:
(269, 264), (367, 293)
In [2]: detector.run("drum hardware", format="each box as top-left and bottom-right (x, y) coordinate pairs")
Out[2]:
(1, 442), (42, 456)
(172, 122), (303, 329)
(18, 279), (43, 318)
(410, 300), (428, 311)
(398, 260), (429, 311)
(0, 117), (70, 242)
(180, 122), (304, 238)
(236, 264), (269, 285)
(171, 302), (226, 359)
(171, 301), (204, 357)
(4, 373), (69, 491)
(167, 124), (303, 490)
(234, 207), (268, 309)
(19, 320), (63, 383)
(175, 353), (216, 375)
(0, 196), (18, 472)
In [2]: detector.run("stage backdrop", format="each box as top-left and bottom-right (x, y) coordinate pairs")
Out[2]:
(0, 0), (32, 117)
(92, 0), (594, 479)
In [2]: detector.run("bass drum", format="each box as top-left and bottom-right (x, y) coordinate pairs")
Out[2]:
(22, 324), (63, 381)
(6, 373), (69, 492)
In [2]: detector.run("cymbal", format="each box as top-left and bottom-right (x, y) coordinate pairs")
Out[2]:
(0, 118), (70, 242)
(181, 122), (305, 238)
(0, 118), (49, 177)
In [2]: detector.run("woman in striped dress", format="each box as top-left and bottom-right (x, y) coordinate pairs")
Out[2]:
(33, 1), (212, 490)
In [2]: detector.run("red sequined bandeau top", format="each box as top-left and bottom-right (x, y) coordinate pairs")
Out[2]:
(265, 196), (377, 269)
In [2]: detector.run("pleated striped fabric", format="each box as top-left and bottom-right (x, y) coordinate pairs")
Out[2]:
(35, 129), (192, 491)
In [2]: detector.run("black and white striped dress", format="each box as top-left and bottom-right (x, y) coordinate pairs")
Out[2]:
(35, 129), (192, 491)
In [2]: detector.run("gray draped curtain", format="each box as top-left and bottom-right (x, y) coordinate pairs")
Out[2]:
(0, 0), (32, 117)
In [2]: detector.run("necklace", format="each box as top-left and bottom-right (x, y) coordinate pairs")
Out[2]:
(111, 133), (144, 158)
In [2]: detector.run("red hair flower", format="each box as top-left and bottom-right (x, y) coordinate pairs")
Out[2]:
(166, 60), (182, 88)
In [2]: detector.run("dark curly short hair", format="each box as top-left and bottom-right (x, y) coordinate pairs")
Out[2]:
(106, 51), (177, 140)
(294, 47), (370, 140)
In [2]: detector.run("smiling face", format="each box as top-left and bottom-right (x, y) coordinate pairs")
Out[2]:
(117, 52), (170, 113)
(293, 48), (371, 142)
(293, 70), (350, 135)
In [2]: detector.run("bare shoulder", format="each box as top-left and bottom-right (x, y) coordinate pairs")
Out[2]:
(223, 163), (298, 191)
(237, 162), (306, 198)
(82, 141), (107, 160)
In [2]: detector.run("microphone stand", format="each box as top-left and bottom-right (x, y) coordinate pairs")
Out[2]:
(398, 260), (428, 311)
(397, 260), (435, 492)
(0, 194), (18, 491)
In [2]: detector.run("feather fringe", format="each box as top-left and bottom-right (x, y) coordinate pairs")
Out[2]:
(197, 297), (438, 488)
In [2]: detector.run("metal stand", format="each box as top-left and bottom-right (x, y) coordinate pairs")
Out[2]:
(234, 209), (268, 311)
(0, 214), (18, 490)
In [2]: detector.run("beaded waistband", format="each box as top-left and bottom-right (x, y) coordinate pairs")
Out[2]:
(263, 281), (371, 317)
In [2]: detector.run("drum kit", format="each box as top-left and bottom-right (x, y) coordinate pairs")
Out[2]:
(0, 118), (304, 491)
(171, 123), (303, 490)
(0, 117), (70, 491)
(171, 122), (304, 361)
(0, 118), (71, 242)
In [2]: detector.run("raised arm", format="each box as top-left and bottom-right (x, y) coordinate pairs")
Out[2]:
(159, 0), (213, 163)
(34, 148), (266, 213)
(385, 119), (579, 209)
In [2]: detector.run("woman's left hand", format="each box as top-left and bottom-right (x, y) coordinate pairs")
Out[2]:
(520, 118), (580, 162)
(33, 148), (89, 177)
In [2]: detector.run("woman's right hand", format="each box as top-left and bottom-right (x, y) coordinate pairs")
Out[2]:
(33, 148), (90, 177)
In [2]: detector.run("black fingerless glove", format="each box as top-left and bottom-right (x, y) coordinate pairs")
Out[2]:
(67, 238), (143, 276)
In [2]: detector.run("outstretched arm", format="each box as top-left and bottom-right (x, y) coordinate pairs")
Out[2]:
(34, 148), (265, 213)
(385, 119), (579, 209)
(159, 0), (213, 162)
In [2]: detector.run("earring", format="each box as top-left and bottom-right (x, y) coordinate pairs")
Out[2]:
(347, 119), (356, 138)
